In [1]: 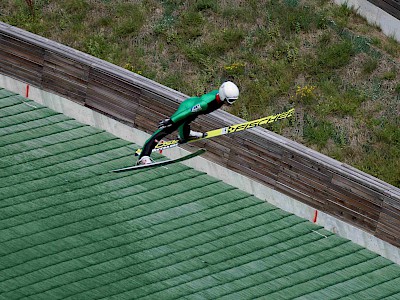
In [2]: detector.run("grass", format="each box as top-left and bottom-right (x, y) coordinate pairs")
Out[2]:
(362, 57), (379, 74)
(0, 0), (399, 187)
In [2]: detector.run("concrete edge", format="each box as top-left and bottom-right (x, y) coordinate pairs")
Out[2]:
(333, 0), (400, 42)
(1, 74), (399, 265)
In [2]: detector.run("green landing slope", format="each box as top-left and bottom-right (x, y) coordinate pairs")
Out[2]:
(1, 87), (399, 300)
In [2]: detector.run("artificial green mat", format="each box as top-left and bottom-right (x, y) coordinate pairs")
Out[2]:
(1, 87), (399, 299)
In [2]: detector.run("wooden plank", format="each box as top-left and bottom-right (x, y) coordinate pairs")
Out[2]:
(277, 158), (382, 231)
(89, 68), (142, 97)
(378, 208), (400, 228)
(0, 51), (42, 72)
(135, 105), (170, 129)
(378, 212), (400, 236)
(376, 208), (400, 247)
(387, 188), (400, 197)
(43, 64), (88, 87)
(201, 144), (230, 166)
(278, 164), (330, 196)
(134, 114), (158, 132)
(90, 60), (186, 103)
(226, 146), (277, 186)
(380, 200), (400, 222)
(228, 144), (276, 166)
(138, 82), (180, 101)
(87, 68), (140, 122)
(330, 173), (387, 207)
(375, 228), (400, 248)
(224, 134), (284, 184)
(85, 97), (137, 124)
(0, 54), (42, 86)
(281, 150), (331, 183)
(0, 34), (44, 64)
(42, 51), (89, 104)
(42, 71), (87, 104)
(277, 171), (327, 206)
(278, 150), (334, 213)
(191, 114), (226, 127)
(325, 186), (382, 221)
(383, 199), (400, 214)
(340, 163), (395, 195)
(196, 113), (227, 127)
(330, 181), (384, 213)
(139, 86), (181, 103)
(367, 0), (400, 19)
(85, 97), (136, 124)
(386, 189), (400, 204)
(233, 133), (284, 160)
(274, 181), (326, 210)
(138, 95), (177, 118)
(228, 147), (281, 178)
(202, 136), (232, 151)
(44, 51), (89, 81)
(86, 81), (139, 110)
(278, 164), (329, 195)
(228, 161), (277, 187)
(325, 198), (378, 233)
(0, 24), (97, 65)
(0, 47), (42, 65)
(0, 22), (11, 32)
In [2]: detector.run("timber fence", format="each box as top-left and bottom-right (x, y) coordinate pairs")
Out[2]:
(1, 22), (399, 247)
(367, 0), (400, 20)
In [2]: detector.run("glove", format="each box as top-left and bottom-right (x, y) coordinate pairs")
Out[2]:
(158, 118), (173, 129)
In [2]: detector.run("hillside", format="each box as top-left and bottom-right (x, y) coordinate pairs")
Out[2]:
(0, 0), (399, 187)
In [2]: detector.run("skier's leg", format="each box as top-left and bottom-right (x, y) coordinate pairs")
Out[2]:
(177, 122), (190, 142)
(138, 129), (167, 159)
(137, 125), (177, 164)
(178, 122), (203, 142)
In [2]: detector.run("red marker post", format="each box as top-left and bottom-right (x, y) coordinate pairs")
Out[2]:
(313, 210), (318, 223)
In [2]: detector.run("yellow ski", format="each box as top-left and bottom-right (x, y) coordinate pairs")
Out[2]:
(135, 108), (294, 156)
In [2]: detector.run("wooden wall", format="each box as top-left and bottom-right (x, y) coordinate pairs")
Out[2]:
(367, 0), (400, 20)
(1, 22), (400, 247)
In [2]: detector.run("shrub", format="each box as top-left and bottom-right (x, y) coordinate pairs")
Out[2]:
(113, 3), (145, 37)
(316, 83), (366, 117)
(303, 115), (335, 148)
(382, 70), (396, 80)
(83, 35), (108, 58)
(294, 85), (317, 105)
(177, 11), (204, 40)
(318, 39), (355, 69)
(195, 0), (217, 12)
(362, 57), (378, 74)
(224, 62), (246, 77)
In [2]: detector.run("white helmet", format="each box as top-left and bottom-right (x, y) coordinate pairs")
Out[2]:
(219, 81), (239, 104)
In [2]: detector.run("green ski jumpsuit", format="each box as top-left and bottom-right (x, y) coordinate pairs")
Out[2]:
(138, 90), (223, 159)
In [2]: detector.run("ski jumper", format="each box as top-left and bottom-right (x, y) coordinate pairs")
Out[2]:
(138, 90), (223, 159)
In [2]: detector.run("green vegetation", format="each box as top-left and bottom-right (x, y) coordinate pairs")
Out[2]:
(0, 0), (399, 187)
